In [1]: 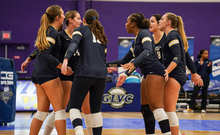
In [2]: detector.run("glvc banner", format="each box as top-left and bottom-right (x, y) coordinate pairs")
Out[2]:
(210, 35), (220, 81)
(15, 80), (141, 112)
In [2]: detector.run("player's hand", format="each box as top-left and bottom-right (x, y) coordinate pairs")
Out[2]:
(200, 58), (204, 65)
(107, 67), (117, 73)
(21, 57), (31, 72)
(191, 73), (203, 86)
(208, 62), (212, 67)
(66, 66), (74, 76)
(116, 75), (126, 87)
(164, 69), (169, 82)
(121, 63), (134, 72)
(61, 59), (68, 75)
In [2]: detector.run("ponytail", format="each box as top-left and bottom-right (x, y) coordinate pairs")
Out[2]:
(177, 16), (188, 52)
(35, 14), (50, 53)
(166, 12), (188, 52)
(130, 13), (150, 29)
(85, 9), (108, 45)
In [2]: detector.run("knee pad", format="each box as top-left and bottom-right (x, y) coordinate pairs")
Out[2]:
(91, 112), (103, 128)
(166, 112), (179, 127)
(141, 105), (154, 121)
(34, 111), (48, 121)
(70, 108), (82, 122)
(153, 108), (168, 122)
(46, 111), (55, 128)
(84, 114), (92, 127)
(55, 109), (66, 121)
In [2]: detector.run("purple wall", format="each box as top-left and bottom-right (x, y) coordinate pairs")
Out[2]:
(89, 2), (220, 61)
(1, 1), (220, 77)
(0, 0), (77, 76)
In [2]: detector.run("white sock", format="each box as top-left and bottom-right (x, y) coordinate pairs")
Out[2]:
(84, 114), (93, 135)
(75, 126), (84, 135)
(43, 111), (55, 135)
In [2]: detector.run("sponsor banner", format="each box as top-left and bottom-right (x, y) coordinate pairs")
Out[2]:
(0, 58), (18, 123)
(210, 36), (220, 81)
(186, 37), (194, 79)
(118, 37), (135, 75)
(16, 80), (53, 111)
(183, 80), (220, 93)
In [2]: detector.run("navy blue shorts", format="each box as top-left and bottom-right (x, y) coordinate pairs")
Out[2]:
(31, 76), (59, 85)
(59, 73), (74, 82)
(169, 74), (186, 87)
(143, 61), (165, 78)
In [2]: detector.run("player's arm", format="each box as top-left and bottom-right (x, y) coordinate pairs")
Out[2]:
(41, 32), (61, 68)
(64, 29), (82, 60)
(165, 35), (182, 73)
(131, 31), (153, 67)
(106, 46), (134, 67)
(185, 51), (196, 74)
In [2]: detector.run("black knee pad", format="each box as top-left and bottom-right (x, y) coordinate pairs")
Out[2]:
(141, 105), (155, 121)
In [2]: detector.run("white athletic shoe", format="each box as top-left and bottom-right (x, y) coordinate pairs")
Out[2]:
(201, 109), (206, 113)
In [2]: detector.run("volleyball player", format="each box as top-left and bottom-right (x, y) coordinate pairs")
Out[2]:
(61, 9), (108, 135)
(137, 14), (203, 135)
(43, 10), (92, 135)
(28, 5), (71, 135)
(107, 13), (171, 135)
(21, 10), (93, 135)
(157, 12), (190, 135)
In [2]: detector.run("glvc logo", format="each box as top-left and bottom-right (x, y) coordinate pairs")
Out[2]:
(102, 87), (134, 109)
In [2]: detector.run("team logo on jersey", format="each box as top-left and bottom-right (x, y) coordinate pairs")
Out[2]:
(119, 40), (132, 47)
(0, 85), (13, 104)
(102, 87), (134, 109)
(211, 38), (220, 46)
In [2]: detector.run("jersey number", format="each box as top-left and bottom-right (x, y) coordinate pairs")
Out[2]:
(92, 33), (101, 44)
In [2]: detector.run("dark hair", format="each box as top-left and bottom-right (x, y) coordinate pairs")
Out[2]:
(65, 10), (79, 26)
(84, 9), (108, 45)
(166, 12), (188, 52)
(129, 13), (150, 29)
(197, 49), (207, 59)
(152, 14), (162, 24)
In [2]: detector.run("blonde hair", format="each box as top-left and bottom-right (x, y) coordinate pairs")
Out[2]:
(166, 12), (188, 52)
(35, 5), (61, 52)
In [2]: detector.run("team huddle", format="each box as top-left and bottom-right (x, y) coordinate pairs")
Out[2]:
(21, 4), (203, 135)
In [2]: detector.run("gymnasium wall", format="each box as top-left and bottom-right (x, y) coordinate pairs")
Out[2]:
(1, 0), (220, 77)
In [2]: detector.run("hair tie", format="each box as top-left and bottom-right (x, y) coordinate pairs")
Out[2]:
(45, 12), (49, 17)
(92, 17), (96, 20)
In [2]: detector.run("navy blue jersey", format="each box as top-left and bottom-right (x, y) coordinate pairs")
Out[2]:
(163, 30), (186, 85)
(107, 29), (159, 76)
(154, 32), (166, 63)
(194, 58), (212, 77)
(59, 30), (79, 72)
(32, 26), (61, 78)
(153, 32), (196, 74)
(64, 25), (107, 79)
